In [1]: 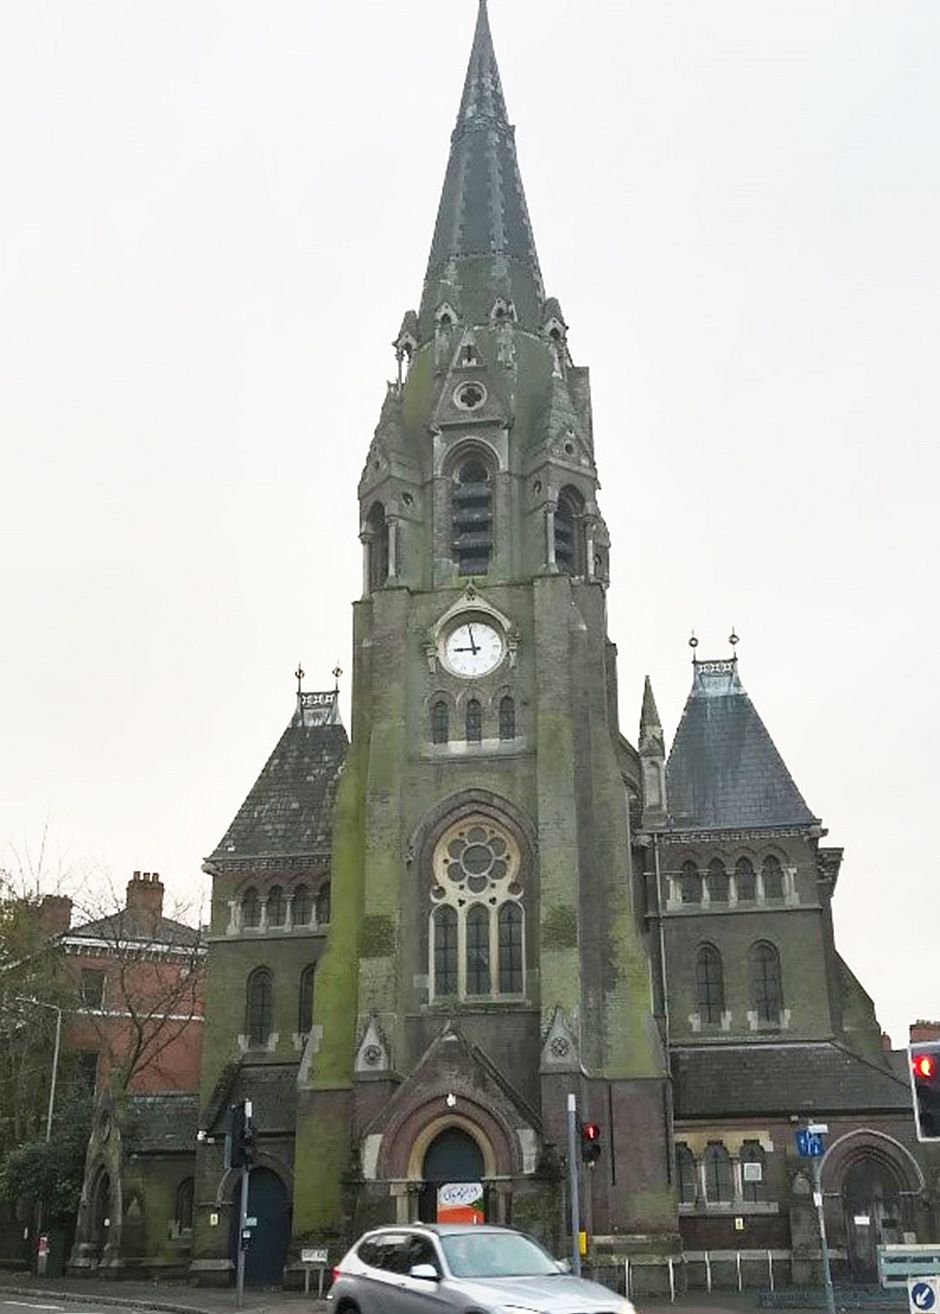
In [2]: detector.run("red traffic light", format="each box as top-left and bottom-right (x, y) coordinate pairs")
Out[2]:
(913, 1053), (937, 1080)
(582, 1122), (600, 1141)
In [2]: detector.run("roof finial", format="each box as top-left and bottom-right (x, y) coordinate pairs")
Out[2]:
(729, 627), (740, 659)
(688, 630), (699, 662)
(295, 662), (305, 694)
(332, 663), (343, 693)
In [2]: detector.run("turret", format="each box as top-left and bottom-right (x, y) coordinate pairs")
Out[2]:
(639, 675), (668, 827)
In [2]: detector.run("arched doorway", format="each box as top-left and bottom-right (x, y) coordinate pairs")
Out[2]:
(229, 1168), (290, 1287)
(91, 1169), (111, 1259)
(418, 1127), (485, 1223)
(842, 1155), (903, 1282)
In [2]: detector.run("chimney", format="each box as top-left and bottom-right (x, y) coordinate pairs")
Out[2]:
(910, 1020), (940, 1044)
(126, 870), (164, 936)
(38, 894), (72, 937)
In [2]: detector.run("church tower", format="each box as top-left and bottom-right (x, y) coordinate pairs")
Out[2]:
(295, 1), (678, 1258)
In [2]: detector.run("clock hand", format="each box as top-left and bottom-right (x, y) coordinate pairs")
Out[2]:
(467, 625), (479, 655)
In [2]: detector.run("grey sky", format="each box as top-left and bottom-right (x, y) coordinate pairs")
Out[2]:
(2, 1), (937, 1044)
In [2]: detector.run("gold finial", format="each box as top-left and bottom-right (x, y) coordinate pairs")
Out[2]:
(332, 663), (343, 693)
(295, 662), (305, 694)
(729, 628), (739, 650)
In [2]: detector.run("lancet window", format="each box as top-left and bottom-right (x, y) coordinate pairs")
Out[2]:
(762, 854), (784, 901)
(298, 964), (316, 1034)
(246, 967), (273, 1046)
(367, 501), (389, 591)
(680, 860), (702, 905)
(466, 699), (482, 743)
(452, 455), (493, 576)
(708, 859), (729, 904)
(703, 1143), (733, 1203)
(735, 857), (756, 901)
(695, 944), (725, 1023)
(749, 941), (783, 1024)
(555, 485), (586, 575)
(431, 700), (449, 744)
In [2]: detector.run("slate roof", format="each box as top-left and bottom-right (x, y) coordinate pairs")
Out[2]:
(211, 702), (348, 861)
(672, 1043), (912, 1119)
(665, 659), (818, 831)
(124, 1093), (199, 1154)
(206, 1065), (299, 1137)
(67, 910), (201, 948)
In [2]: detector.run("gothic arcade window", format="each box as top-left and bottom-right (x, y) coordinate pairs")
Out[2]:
(466, 699), (482, 744)
(246, 967), (273, 1046)
(367, 501), (389, 591)
(741, 1141), (767, 1202)
(555, 485), (586, 575)
(695, 944), (725, 1024)
(735, 857), (755, 902)
(452, 456), (493, 576)
(292, 884), (311, 926)
(749, 941), (783, 1024)
(680, 861), (702, 905)
(498, 696), (515, 740)
(429, 816), (524, 1001)
(315, 882), (331, 926)
(432, 700), (449, 744)
(174, 1177), (194, 1232)
(703, 1143), (733, 1203)
(676, 1144), (697, 1204)
(762, 855), (784, 901)
(708, 859), (729, 904)
(242, 886), (260, 928)
(267, 885), (285, 927)
(298, 964), (316, 1034)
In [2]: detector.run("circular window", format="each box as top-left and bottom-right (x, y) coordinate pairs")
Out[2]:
(432, 817), (519, 903)
(454, 382), (486, 411)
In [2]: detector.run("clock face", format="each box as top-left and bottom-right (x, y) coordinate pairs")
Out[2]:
(442, 618), (505, 678)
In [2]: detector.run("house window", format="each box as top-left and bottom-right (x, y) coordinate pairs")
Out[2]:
(267, 885), (285, 927)
(554, 485), (586, 575)
(741, 1141), (766, 1202)
(466, 699), (482, 744)
(703, 1143), (733, 1203)
(749, 941), (783, 1024)
(174, 1177), (194, 1232)
(762, 855), (784, 901)
(680, 861), (702, 905)
(315, 882), (331, 926)
(367, 501), (389, 590)
(76, 1051), (99, 1093)
(81, 969), (106, 1009)
(695, 944), (725, 1024)
(735, 857), (755, 901)
(429, 816), (524, 1001)
(246, 967), (273, 1045)
(498, 696), (515, 740)
(452, 457), (493, 576)
(242, 887), (260, 928)
(708, 859), (729, 904)
(432, 700), (449, 744)
(298, 964), (316, 1034)
(676, 1144), (697, 1204)
(292, 884), (311, 926)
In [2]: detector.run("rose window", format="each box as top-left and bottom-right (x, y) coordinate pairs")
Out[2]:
(432, 821), (520, 904)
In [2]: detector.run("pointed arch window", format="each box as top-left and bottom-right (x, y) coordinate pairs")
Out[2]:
(703, 1143), (733, 1203)
(498, 696), (515, 741)
(367, 501), (389, 591)
(431, 700), (449, 745)
(466, 699), (482, 744)
(555, 485), (586, 575)
(292, 884), (311, 926)
(298, 964), (316, 1034)
(741, 1141), (767, 1202)
(452, 456), (493, 576)
(246, 968), (273, 1046)
(680, 861), (702, 905)
(498, 904), (524, 994)
(676, 1144), (697, 1204)
(315, 882), (331, 926)
(735, 857), (756, 902)
(174, 1177), (194, 1232)
(242, 887), (260, 929)
(762, 855), (784, 901)
(466, 906), (490, 995)
(749, 941), (783, 1024)
(695, 944), (725, 1024)
(433, 906), (458, 998)
(267, 885), (285, 927)
(708, 859), (729, 905)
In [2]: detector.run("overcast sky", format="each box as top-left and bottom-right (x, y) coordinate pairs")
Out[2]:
(2, 1), (937, 1045)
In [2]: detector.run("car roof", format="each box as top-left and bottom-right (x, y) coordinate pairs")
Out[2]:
(364, 1223), (514, 1238)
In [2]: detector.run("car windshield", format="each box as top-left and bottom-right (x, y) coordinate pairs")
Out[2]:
(441, 1231), (559, 1278)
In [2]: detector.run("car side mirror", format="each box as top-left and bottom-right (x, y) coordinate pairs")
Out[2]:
(555, 1258), (572, 1273)
(410, 1263), (439, 1281)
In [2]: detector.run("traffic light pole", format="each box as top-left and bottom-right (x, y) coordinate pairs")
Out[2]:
(566, 1093), (582, 1277)
(811, 1155), (836, 1314)
(235, 1164), (250, 1308)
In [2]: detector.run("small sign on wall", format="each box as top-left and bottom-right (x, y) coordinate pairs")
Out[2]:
(743, 1162), (763, 1182)
(437, 1182), (484, 1225)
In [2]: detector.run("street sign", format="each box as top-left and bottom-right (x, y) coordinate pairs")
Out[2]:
(302, 1248), (328, 1264)
(795, 1129), (825, 1157)
(909, 1278), (940, 1314)
(808, 1123), (829, 1135)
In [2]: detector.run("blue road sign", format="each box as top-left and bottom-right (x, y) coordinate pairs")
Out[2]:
(795, 1129), (825, 1157)
(910, 1281), (938, 1313)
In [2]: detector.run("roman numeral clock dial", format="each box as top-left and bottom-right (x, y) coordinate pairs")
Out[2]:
(441, 618), (505, 678)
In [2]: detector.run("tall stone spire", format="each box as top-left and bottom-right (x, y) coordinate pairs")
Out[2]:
(639, 676), (668, 827)
(420, 0), (544, 335)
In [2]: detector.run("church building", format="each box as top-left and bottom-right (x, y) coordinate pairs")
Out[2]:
(70, 1), (937, 1292)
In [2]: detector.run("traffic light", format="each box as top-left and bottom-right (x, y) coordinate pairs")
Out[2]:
(909, 1043), (940, 1142)
(229, 1099), (256, 1168)
(580, 1121), (602, 1166)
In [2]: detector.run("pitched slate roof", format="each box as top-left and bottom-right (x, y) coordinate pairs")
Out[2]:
(205, 1065), (299, 1137)
(67, 910), (201, 948)
(124, 1093), (199, 1153)
(672, 1043), (911, 1119)
(665, 659), (818, 831)
(211, 697), (348, 861)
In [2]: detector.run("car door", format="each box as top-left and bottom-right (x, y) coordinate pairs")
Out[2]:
(392, 1235), (455, 1312)
(353, 1234), (413, 1314)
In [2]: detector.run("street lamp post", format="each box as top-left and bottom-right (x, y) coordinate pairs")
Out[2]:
(13, 996), (64, 1274)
